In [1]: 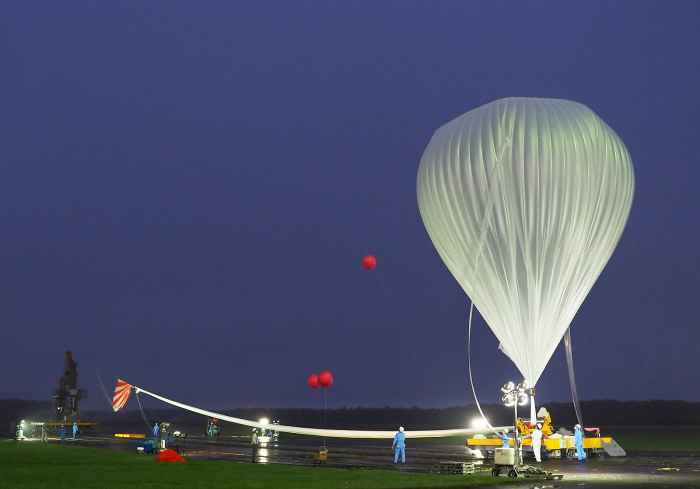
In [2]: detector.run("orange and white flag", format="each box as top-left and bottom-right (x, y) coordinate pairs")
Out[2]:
(112, 380), (131, 412)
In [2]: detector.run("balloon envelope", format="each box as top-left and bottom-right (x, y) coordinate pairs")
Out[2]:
(417, 97), (634, 387)
(363, 255), (377, 269)
(318, 371), (333, 388)
(307, 374), (319, 389)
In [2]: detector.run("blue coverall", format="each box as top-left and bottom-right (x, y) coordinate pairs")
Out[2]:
(72, 423), (78, 439)
(392, 431), (406, 463)
(154, 424), (159, 437)
(574, 428), (586, 460)
(60, 426), (66, 443)
(501, 432), (510, 448)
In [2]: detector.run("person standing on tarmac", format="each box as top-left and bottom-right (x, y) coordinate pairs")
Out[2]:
(574, 424), (586, 460)
(501, 429), (510, 448)
(392, 426), (406, 465)
(530, 424), (543, 462)
(59, 425), (66, 443)
(72, 423), (78, 439)
(153, 422), (160, 438)
(41, 424), (47, 443)
(251, 428), (259, 463)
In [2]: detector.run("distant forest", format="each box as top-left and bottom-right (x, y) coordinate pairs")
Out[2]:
(3, 399), (699, 435)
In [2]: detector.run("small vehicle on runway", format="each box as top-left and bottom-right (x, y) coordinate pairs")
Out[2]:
(491, 448), (563, 480)
(205, 418), (221, 436)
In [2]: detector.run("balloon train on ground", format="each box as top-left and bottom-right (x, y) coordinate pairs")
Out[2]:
(111, 380), (508, 438)
(113, 97), (633, 440)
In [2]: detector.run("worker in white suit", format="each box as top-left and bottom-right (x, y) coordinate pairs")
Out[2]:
(530, 423), (543, 462)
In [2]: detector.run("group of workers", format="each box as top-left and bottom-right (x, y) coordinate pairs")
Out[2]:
(501, 423), (587, 462)
(13, 421), (77, 442)
(18, 417), (592, 465)
(45, 422), (79, 443)
(149, 421), (590, 465)
(153, 422), (173, 450)
(59, 423), (79, 442)
(249, 422), (587, 465)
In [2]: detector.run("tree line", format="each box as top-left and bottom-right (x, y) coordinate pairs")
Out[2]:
(3, 399), (699, 436)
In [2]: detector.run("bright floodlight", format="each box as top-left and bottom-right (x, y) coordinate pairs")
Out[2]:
(518, 393), (529, 406)
(471, 418), (488, 429)
(501, 382), (515, 393)
(503, 391), (516, 407)
(259, 418), (269, 425)
(517, 381), (529, 393)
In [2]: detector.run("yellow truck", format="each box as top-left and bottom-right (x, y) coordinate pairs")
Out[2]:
(466, 409), (626, 459)
(467, 434), (624, 459)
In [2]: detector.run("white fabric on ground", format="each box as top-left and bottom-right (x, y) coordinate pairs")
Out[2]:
(133, 385), (508, 439)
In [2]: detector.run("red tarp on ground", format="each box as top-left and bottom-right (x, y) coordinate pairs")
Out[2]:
(155, 449), (187, 462)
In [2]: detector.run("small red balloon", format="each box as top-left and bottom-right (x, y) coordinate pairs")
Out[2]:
(308, 374), (320, 389)
(363, 255), (377, 269)
(318, 370), (333, 388)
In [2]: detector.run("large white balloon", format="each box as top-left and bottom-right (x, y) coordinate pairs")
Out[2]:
(417, 98), (634, 387)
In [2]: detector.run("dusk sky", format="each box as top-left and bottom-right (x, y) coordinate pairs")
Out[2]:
(1, 1), (698, 414)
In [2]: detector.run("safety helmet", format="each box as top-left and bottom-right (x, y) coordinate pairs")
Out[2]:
(503, 428), (508, 433)
(399, 427), (404, 432)
(574, 424), (581, 429)
(536, 424), (542, 429)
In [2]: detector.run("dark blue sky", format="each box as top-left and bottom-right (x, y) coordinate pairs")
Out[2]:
(1, 1), (698, 412)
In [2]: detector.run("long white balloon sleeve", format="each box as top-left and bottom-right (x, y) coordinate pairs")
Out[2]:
(417, 98), (634, 387)
(130, 385), (508, 439)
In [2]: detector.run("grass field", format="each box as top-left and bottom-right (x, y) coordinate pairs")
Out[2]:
(0, 440), (526, 489)
(603, 427), (700, 452)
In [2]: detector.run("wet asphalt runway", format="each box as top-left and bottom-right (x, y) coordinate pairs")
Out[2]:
(59, 434), (700, 488)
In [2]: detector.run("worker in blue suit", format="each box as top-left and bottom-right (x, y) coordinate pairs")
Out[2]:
(59, 425), (66, 443)
(501, 429), (510, 448)
(574, 424), (586, 460)
(72, 423), (78, 439)
(392, 426), (406, 464)
(153, 423), (159, 438)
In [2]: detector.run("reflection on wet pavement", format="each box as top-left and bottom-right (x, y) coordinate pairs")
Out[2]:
(73, 433), (700, 488)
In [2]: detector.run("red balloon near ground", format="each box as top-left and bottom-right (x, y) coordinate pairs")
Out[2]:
(318, 371), (333, 388)
(363, 255), (377, 269)
(307, 374), (320, 388)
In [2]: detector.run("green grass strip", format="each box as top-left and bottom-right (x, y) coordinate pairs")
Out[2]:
(0, 440), (528, 489)
(603, 428), (700, 452)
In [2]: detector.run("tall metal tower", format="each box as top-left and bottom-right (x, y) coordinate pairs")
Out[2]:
(53, 351), (88, 421)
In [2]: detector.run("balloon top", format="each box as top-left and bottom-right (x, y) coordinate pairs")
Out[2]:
(417, 97), (634, 387)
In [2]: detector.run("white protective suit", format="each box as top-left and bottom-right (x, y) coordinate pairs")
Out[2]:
(531, 427), (543, 462)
